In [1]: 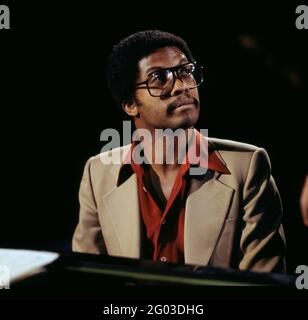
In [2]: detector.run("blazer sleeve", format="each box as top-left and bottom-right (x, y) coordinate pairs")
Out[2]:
(72, 158), (107, 254)
(239, 148), (286, 272)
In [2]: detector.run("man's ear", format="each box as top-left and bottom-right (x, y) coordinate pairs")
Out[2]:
(122, 101), (139, 117)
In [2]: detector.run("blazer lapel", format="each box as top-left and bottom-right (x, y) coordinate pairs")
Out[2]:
(184, 171), (235, 266)
(102, 165), (141, 259)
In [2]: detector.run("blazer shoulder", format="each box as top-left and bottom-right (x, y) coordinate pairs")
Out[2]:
(83, 144), (131, 177)
(89, 144), (131, 164)
(208, 137), (271, 167)
(208, 137), (259, 153)
(208, 137), (272, 185)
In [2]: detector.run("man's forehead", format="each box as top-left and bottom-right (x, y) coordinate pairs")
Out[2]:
(138, 46), (188, 74)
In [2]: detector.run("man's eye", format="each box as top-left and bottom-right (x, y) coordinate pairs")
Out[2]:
(180, 65), (194, 75)
(149, 71), (168, 85)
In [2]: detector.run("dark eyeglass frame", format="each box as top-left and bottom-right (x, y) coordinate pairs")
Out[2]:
(134, 61), (203, 97)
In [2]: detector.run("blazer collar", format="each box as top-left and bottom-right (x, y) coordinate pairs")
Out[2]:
(184, 170), (235, 265)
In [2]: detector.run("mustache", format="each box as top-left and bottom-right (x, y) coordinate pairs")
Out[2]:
(167, 96), (199, 114)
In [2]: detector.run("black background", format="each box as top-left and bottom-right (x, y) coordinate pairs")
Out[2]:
(1, 0), (307, 275)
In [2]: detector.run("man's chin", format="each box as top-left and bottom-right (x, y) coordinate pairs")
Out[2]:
(175, 113), (199, 129)
(167, 118), (198, 130)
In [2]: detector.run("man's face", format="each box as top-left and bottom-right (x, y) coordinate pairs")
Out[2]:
(125, 46), (200, 131)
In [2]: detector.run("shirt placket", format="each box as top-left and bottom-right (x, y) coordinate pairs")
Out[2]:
(153, 164), (189, 261)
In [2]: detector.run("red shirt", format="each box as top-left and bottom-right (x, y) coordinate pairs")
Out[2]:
(117, 129), (230, 264)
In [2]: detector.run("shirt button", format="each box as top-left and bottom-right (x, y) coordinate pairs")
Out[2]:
(160, 256), (167, 262)
(161, 219), (166, 225)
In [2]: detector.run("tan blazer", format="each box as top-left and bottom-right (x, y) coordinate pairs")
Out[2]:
(72, 137), (286, 272)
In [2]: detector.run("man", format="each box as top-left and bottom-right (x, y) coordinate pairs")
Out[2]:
(72, 30), (285, 272)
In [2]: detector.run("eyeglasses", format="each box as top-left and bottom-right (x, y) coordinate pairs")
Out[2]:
(134, 62), (203, 97)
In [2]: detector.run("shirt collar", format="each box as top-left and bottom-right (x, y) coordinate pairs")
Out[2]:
(117, 129), (230, 187)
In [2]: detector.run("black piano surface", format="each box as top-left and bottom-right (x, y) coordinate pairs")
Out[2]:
(1, 251), (303, 300)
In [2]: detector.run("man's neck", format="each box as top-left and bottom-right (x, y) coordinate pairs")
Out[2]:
(136, 126), (194, 176)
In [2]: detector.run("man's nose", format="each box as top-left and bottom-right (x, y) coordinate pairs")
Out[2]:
(170, 74), (189, 96)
